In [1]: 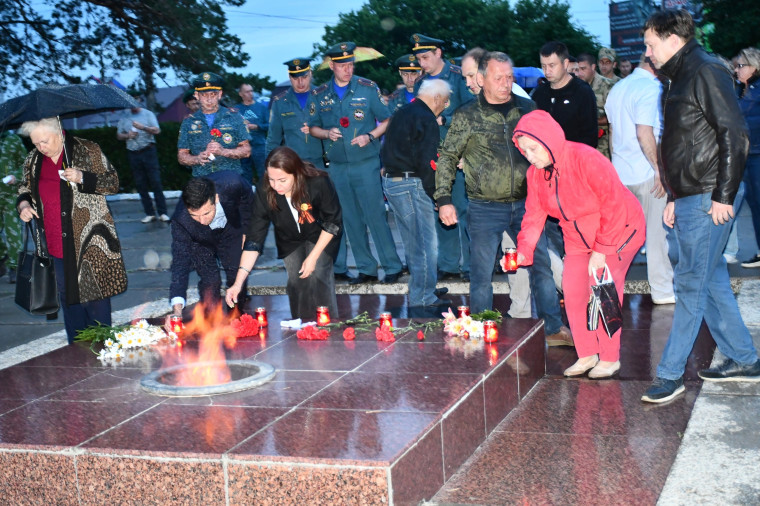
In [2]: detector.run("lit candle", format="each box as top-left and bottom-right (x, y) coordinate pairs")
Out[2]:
(457, 306), (470, 318)
(379, 312), (393, 331)
(255, 307), (268, 327)
(486, 344), (499, 366)
(317, 306), (330, 326)
(503, 248), (518, 272)
(483, 320), (498, 343)
(169, 315), (184, 334)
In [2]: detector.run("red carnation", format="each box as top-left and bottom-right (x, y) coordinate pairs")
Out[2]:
(339, 117), (350, 128)
(210, 128), (222, 138)
(297, 325), (329, 340)
(417, 330), (425, 341)
(430, 160), (437, 171)
(343, 327), (356, 341)
(375, 327), (395, 342)
(230, 314), (260, 338)
(598, 128), (604, 139)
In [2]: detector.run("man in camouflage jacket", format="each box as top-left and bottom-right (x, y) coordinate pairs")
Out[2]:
(434, 51), (570, 344)
(0, 133), (27, 282)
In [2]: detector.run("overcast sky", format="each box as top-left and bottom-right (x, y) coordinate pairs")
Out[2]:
(223, 0), (612, 86)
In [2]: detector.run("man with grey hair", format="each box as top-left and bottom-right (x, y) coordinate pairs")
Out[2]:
(382, 79), (452, 308)
(435, 51), (571, 345)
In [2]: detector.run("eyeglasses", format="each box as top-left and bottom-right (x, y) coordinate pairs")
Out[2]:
(735, 63), (750, 69)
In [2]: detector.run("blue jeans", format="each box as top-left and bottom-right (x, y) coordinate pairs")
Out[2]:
(743, 154), (760, 250)
(436, 170), (470, 274)
(383, 176), (438, 306)
(127, 145), (167, 216)
(468, 199), (564, 334)
(657, 189), (759, 380)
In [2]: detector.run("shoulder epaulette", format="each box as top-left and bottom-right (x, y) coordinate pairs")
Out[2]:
(357, 77), (377, 87)
(272, 90), (288, 102)
(312, 82), (329, 95)
(449, 65), (462, 75)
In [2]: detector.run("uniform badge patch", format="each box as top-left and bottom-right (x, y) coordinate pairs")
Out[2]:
(222, 133), (233, 144)
(309, 103), (316, 115)
(202, 73), (210, 81)
(354, 109), (364, 121)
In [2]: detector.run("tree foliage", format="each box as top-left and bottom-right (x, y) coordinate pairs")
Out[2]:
(702, 0), (760, 58)
(313, 0), (599, 92)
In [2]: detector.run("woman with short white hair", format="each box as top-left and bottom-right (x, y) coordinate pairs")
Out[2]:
(16, 118), (127, 343)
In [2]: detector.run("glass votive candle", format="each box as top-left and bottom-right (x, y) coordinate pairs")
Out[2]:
(483, 320), (498, 343)
(317, 306), (330, 326)
(255, 307), (268, 327)
(503, 248), (518, 272)
(169, 315), (184, 334)
(457, 305), (470, 318)
(379, 312), (393, 331)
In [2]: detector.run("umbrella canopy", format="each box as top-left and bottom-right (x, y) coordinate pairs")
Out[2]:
(316, 47), (385, 71)
(0, 84), (140, 130)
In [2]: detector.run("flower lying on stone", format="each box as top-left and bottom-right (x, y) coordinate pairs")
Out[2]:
(343, 327), (356, 341)
(230, 314), (260, 338)
(375, 327), (395, 342)
(297, 324), (329, 340)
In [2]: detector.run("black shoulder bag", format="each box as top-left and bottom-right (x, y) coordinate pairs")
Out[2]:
(15, 219), (59, 315)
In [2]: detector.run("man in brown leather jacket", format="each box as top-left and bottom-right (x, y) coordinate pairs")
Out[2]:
(641, 8), (760, 404)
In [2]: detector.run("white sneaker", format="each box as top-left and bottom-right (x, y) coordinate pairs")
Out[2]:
(141, 215), (156, 223)
(652, 295), (676, 305)
(158, 214), (171, 222)
(724, 253), (738, 264)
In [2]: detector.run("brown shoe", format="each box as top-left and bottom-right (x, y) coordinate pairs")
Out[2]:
(546, 325), (574, 347)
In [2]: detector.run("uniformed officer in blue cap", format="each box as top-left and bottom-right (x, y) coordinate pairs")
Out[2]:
(308, 41), (403, 284)
(387, 54), (422, 115)
(266, 58), (355, 282)
(411, 33), (473, 282)
(178, 72), (250, 177)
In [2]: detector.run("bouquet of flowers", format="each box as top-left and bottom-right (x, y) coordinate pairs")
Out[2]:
(74, 319), (178, 365)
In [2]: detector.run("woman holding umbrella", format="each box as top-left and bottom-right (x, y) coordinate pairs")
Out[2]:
(16, 117), (127, 343)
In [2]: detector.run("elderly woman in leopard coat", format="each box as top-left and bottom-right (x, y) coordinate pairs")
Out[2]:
(17, 118), (127, 343)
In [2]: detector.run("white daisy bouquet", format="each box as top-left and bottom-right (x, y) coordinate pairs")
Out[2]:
(75, 319), (178, 365)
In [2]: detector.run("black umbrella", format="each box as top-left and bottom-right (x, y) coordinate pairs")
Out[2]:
(0, 84), (140, 130)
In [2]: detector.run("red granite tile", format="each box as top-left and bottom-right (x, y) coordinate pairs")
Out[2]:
(83, 404), (286, 456)
(483, 348), (519, 433)
(228, 462), (389, 505)
(45, 369), (149, 403)
(304, 372), (479, 413)
(77, 454), (225, 504)
(14, 341), (108, 369)
(0, 451), (78, 503)
(0, 400), (157, 448)
(391, 424), (444, 504)
(254, 338), (388, 372)
(517, 329), (546, 399)
(359, 341), (494, 375)
(433, 431), (680, 505)
(0, 399), (28, 415)
(0, 366), (103, 401)
(231, 408), (437, 463)
(496, 378), (699, 437)
(442, 383), (486, 480)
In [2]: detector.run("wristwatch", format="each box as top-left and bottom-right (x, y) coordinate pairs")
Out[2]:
(367, 133), (375, 142)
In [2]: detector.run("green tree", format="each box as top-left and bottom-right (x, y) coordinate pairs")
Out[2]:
(313, 0), (598, 92)
(702, 0), (760, 58)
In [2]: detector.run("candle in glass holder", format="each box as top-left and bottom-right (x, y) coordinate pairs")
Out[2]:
(483, 320), (498, 343)
(255, 307), (268, 327)
(169, 315), (184, 334)
(317, 306), (330, 326)
(503, 248), (518, 272)
(457, 305), (470, 318)
(379, 312), (393, 331)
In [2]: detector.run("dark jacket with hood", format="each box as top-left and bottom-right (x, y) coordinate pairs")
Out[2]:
(513, 110), (645, 265)
(659, 38), (749, 204)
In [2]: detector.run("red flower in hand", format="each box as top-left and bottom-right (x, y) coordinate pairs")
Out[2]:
(339, 117), (350, 128)
(375, 327), (395, 342)
(210, 128), (222, 138)
(230, 314), (260, 338)
(297, 325), (329, 340)
(343, 327), (356, 341)
(430, 160), (437, 171)
(417, 330), (425, 341)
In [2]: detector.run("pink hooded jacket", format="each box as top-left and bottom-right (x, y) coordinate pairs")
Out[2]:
(513, 110), (645, 265)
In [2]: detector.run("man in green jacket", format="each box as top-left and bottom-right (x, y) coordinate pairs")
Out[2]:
(435, 51), (571, 346)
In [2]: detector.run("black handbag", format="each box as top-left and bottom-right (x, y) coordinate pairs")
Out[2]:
(15, 219), (59, 315)
(588, 265), (623, 337)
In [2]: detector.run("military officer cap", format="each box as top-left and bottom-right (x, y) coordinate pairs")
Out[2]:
(598, 47), (617, 62)
(283, 57), (312, 76)
(325, 42), (356, 63)
(395, 54), (421, 72)
(192, 72), (225, 92)
(410, 33), (444, 54)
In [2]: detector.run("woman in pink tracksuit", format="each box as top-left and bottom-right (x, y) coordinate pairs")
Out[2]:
(513, 110), (645, 379)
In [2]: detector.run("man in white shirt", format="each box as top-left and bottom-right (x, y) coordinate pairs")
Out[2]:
(605, 54), (675, 303)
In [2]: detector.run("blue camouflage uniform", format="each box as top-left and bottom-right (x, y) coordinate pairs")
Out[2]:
(266, 85), (325, 169)
(235, 99), (269, 181)
(412, 35), (474, 279)
(178, 107), (249, 177)
(308, 73), (402, 278)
